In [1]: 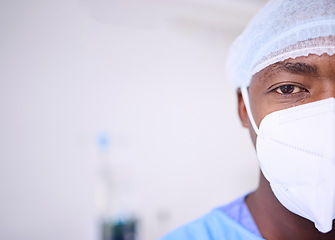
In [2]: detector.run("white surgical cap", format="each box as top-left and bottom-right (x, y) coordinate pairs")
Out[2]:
(226, 0), (335, 88)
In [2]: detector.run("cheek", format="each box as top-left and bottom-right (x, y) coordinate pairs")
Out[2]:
(248, 76), (274, 128)
(249, 97), (271, 128)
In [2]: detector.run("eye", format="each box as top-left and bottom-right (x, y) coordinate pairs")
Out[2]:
(274, 85), (304, 95)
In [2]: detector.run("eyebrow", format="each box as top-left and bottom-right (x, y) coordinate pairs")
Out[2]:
(272, 61), (319, 76)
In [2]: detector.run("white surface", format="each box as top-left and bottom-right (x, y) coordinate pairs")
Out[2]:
(0, 0), (264, 239)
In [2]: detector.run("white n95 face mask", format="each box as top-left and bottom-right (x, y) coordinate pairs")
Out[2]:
(241, 87), (335, 233)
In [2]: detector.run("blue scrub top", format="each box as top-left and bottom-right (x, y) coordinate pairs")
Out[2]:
(159, 195), (265, 240)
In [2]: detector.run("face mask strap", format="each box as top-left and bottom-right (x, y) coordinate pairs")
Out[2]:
(241, 87), (260, 136)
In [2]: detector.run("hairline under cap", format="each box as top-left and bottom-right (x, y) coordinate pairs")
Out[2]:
(252, 36), (335, 79)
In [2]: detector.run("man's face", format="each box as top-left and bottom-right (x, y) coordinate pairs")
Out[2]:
(239, 54), (335, 145)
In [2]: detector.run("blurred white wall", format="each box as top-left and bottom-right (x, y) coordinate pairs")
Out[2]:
(0, 0), (267, 240)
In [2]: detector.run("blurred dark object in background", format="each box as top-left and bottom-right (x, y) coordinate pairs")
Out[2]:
(102, 218), (137, 240)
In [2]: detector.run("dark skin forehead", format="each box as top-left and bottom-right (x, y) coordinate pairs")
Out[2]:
(265, 61), (319, 79)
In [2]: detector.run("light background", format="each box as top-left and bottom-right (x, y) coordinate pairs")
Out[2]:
(0, 0), (267, 239)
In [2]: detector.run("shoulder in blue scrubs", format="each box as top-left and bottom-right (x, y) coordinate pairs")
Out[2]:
(159, 194), (265, 240)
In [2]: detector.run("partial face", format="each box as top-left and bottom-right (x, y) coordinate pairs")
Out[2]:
(238, 54), (335, 145)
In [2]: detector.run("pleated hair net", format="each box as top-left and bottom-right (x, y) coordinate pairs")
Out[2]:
(226, 0), (335, 88)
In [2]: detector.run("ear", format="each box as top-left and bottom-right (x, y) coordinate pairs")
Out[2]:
(237, 88), (249, 128)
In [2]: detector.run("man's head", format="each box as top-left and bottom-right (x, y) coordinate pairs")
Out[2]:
(226, 0), (335, 233)
(226, 0), (335, 147)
